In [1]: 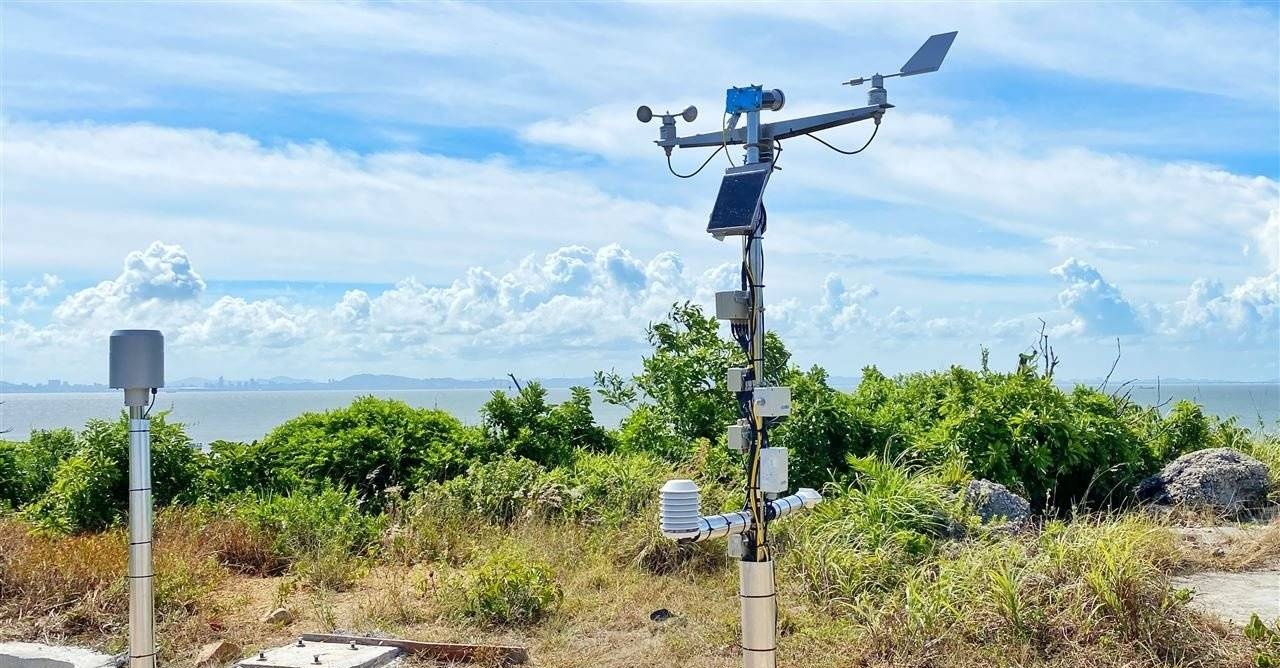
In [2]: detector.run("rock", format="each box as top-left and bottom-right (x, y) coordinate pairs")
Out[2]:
(965, 480), (1031, 530)
(194, 641), (240, 667)
(260, 607), (294, 625)
(1136, 448), (1271, 512)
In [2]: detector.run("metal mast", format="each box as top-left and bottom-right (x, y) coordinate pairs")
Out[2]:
(646, 31), (957, 668)
(109, 330), (165, 668)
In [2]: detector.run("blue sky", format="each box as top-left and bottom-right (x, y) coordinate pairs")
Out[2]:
(1, 1), (1277, 384)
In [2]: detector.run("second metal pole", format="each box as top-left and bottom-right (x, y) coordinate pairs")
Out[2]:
(740, 125), (775, 666)
(128, 403), (156, 668)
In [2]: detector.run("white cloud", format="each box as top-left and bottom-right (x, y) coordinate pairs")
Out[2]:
(1050, 258), (1144, 336)
(52, 241), (205, 330)
(1162, 272), (1279, 344)
(5, 241), (1278, 381)
(1254, 208), (1280, 272)
(178, 296), (311, 349)
(5, 2), (1274, 127)
(12, 274), (63, 312)
(1, 120), (705, 284)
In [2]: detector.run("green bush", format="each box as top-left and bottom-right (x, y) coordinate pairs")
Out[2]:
(430, 456), (561, 524)
(0, 429), (78, 509)
(0, 441), (23, 509)
(23, 414), (201, 532)
(558, 451), (671, 526)
(228, 484), (384, 589)
(839, 366), (1173, 509)
(597, 303), (790, 453)
(784, 453), (966, 604)
(197, 439), (300, 500)
(443, 547), (562, 626)
(261, 396), (472, 506)
(481, 384), (612, 468)
(771, 365), (870, 488)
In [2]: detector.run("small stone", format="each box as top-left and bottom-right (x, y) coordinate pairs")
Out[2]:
(261, 607), (294, 625)
(965, 479), (1031, 531)
(195, 640), (240, 667)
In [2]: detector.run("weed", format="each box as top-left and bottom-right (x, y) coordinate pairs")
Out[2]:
(441, 547), (561, 627)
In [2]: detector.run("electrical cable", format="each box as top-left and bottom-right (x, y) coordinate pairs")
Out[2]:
(667, 145), (725, 179)
(806, 117), (880, 155)
(722, 113), (738, 167)
(142, 388), (157, 419)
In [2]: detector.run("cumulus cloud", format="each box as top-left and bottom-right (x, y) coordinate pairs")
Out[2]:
(1162, 272), (1279, 344)
(815, 274), (878, 333)
(5, 241), (1276, 381)
(1050, 258), (1144, 336)
(179, 296), (311, 349)
(1253, 208), (1280, 271)
(14, 273), (64, 312)
(52, 241), (205, 328)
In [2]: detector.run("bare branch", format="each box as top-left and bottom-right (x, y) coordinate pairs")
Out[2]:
(1097, 337), (1121, 391)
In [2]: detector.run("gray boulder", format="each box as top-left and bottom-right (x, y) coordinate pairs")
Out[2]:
(1136, 448), (1271, 511)
(964, 480), (1031, 530)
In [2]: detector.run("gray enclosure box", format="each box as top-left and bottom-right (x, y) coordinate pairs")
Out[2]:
(715, 290), (750, 321)
(109, 329), (165, 390)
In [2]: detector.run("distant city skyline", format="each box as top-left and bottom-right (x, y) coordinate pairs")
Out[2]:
(2, 2), (1277, 382)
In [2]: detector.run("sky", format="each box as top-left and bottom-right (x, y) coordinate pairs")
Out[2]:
(1, 1), (1277, 384)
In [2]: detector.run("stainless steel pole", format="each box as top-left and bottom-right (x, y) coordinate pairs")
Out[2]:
(740, 115), (776, 668)
(128, 403), (155, 668)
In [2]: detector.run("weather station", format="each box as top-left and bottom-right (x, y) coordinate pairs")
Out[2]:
(639, 32), (958, 668)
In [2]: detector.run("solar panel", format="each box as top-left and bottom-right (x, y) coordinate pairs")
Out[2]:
(707, 163), (771, 236)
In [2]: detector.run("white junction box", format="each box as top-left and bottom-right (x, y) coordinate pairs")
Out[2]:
(727, 367), (750, 393)
(727, 421), (750, 452)
(715, 290), (751, 321)
(759, 447), (789, 493)
(752, 386), (792, 417)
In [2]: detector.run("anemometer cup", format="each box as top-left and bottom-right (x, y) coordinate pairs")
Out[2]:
(637, 105), (698, 124)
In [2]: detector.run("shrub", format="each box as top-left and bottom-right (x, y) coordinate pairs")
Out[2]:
(596, 303), (791, 454)
(481, 384), (612, 468)
(840, 366), (1172, 510)
(558, 451), (671, 526)
(771, 365), (870, 488)
(613, 404), (684, 461)
(261, 396), (471, 507)
(228, 485), (384, 589)
(442, 548), (561, 626)
(0, 442), (21, 509)
(0, 429), (78, 509)
(23, 414), (201, 532)
(197, 439), (299, 501)
(429, 456), (561, 524)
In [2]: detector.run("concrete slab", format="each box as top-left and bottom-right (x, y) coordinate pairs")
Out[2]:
(236, 641), (400, 668)
(0, 642), (115, 668)
(1172, 568), (1280, 625)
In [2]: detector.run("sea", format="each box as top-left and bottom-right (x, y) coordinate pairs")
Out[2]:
(1, 383), (1276, 445)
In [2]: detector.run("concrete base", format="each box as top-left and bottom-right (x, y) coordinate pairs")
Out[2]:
(236, 642), (400, 668)
(0, 642), (115, 668)
(1173, 568), (1280, 625)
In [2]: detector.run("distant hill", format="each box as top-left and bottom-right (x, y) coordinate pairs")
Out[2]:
(0, 374), (596, 393)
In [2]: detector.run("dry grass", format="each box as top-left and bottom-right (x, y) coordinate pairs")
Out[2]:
(1171, 519), (1280, 574)
(0, 506), (1266, 667)
(0, 512), (228, 661)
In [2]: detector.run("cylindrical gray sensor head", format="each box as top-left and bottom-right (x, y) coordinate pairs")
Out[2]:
(109, 329), (165, 390)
